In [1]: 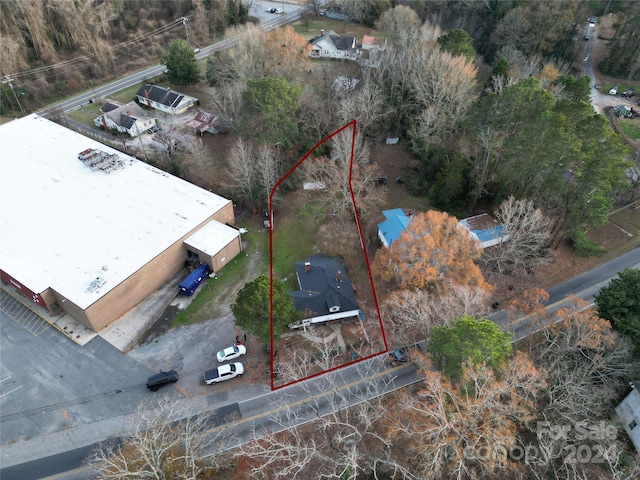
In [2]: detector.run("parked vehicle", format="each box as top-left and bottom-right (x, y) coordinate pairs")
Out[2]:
(216, 344), (247, 363)
(621, 88), (635, 98)
(609, 86), (619, 95)
(178, 263), (209, 296)
(204, 362), (244, 384)
(146, 369), (178, 391)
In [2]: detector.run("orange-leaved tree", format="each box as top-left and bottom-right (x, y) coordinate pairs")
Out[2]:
(373, 210), (490, 292)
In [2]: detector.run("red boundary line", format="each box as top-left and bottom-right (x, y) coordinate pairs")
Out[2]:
(268, 119), (388, 391)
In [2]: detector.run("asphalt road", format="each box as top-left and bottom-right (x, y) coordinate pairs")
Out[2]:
(2, 248), (638, 480)
(34, 1), (316, 117)
(490, 246), (640, 341)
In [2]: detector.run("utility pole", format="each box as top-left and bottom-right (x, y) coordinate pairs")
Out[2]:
(2, 76), (25, 114)
(181, 17), (190, 47)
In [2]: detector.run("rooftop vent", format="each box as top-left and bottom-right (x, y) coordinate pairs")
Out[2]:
(88, 276), (107, 292)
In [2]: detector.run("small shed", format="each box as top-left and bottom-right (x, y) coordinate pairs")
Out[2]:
(457, 213), (509, 249)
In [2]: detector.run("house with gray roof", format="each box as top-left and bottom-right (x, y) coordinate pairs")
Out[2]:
(136, 84), (198, 115)
(310, 30), (357, 60)
(94, 100), (156, 137)
(289, 255), (361, 328)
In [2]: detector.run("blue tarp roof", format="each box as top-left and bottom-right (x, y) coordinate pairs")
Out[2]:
(378, 208), (411, 246)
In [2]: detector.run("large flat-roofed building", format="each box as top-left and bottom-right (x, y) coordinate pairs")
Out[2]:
(0, 114), (241, 332)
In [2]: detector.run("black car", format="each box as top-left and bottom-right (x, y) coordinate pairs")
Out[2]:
(146, 369), (178, 391)
(621, 89), (635, 98)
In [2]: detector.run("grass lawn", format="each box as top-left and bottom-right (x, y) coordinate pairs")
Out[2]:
(66, 103), (102, 124)
(272, 198), (320, 288)
(620, 119), (640, 140)
(292, 17), (380, 41)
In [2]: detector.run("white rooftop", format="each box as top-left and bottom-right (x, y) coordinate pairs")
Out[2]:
(0, 114), (230, 309)
(184, 221), (239, 257)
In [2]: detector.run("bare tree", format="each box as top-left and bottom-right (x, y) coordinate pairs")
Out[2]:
(532, 297), (640, 424)
(207, 80), (244, 126)
(387, 352), (546, 480)
(482, 196), (552, 277)
(408, 47), (478, 148)
(86, 397), (236, 479)
(227, 137), (256, 202)
(236, 361), (413, 479)
(256, 143), (280, 210)
(150, 114), (195, 161)
(303, 130), (386, 219)
(375, 5), (422, 47)
(334, 73), (392, 138)
(381, 285), (490, 345)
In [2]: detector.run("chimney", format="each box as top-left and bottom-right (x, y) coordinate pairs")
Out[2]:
(305, 262), (311, 272)
(336, 270), (343, 282)
(321, 29), (325, 37)
(144, 89), (151, 108)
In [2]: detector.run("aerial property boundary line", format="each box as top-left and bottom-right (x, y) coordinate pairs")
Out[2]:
(268, 119), (389, 390)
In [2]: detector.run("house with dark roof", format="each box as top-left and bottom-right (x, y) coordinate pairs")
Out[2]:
(616, 381), (640, 454)
(457, 213), (509, 249)
(289, 255), (361, 328)
(136, 84), (198, 115)
(310, 30), (357, 60)
(93, 100), (156, 137)
(377, 208), (413, 247)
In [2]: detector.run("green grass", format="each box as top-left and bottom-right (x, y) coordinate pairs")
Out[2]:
(272, 203), (320, 287)
(105, 83), (143, 104)
(292, 18), (380, 40)
(619, 119), (640, 140)
(66, 103), (102, 124)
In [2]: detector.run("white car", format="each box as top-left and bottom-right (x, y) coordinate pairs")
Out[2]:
(204, 362), (244, 384)
(274, 7), (283, 14)
(216, 344), (247, 363)
(609, 86), (618, 95)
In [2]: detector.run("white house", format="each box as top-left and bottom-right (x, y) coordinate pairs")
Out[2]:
(93, 100), (156, 137)
(310, 30), (357, 60)
(616, 381), (640, 454)
(136, 84), (198, 115)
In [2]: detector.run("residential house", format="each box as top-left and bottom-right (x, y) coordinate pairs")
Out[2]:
(615, 381), (640, 454)
(136, 84), (198, 115)
(93, 100), (156, 137)
(310, 30), (357, 60)
(457, 213), (509, 249)
(289, 255), (361, 328)
(358, 35), (387, 68)
(185, 110), (228, 135)
(377, 208), (413, 248)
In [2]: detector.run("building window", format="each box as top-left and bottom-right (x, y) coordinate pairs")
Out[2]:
(630, 420), (638, 430)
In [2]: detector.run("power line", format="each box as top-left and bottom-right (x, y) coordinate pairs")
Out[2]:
(7, 17), (186, 81)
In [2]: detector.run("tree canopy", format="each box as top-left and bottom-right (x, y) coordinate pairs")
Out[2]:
(231, 275), (301, 341)
(437, 29), (476, 60)
(428, 314), (513, 381)
(163, 39), (200, 86)
(373, 210), (489, 292)
(241, 77), (302, 147)
(595, 268), (640, 356)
